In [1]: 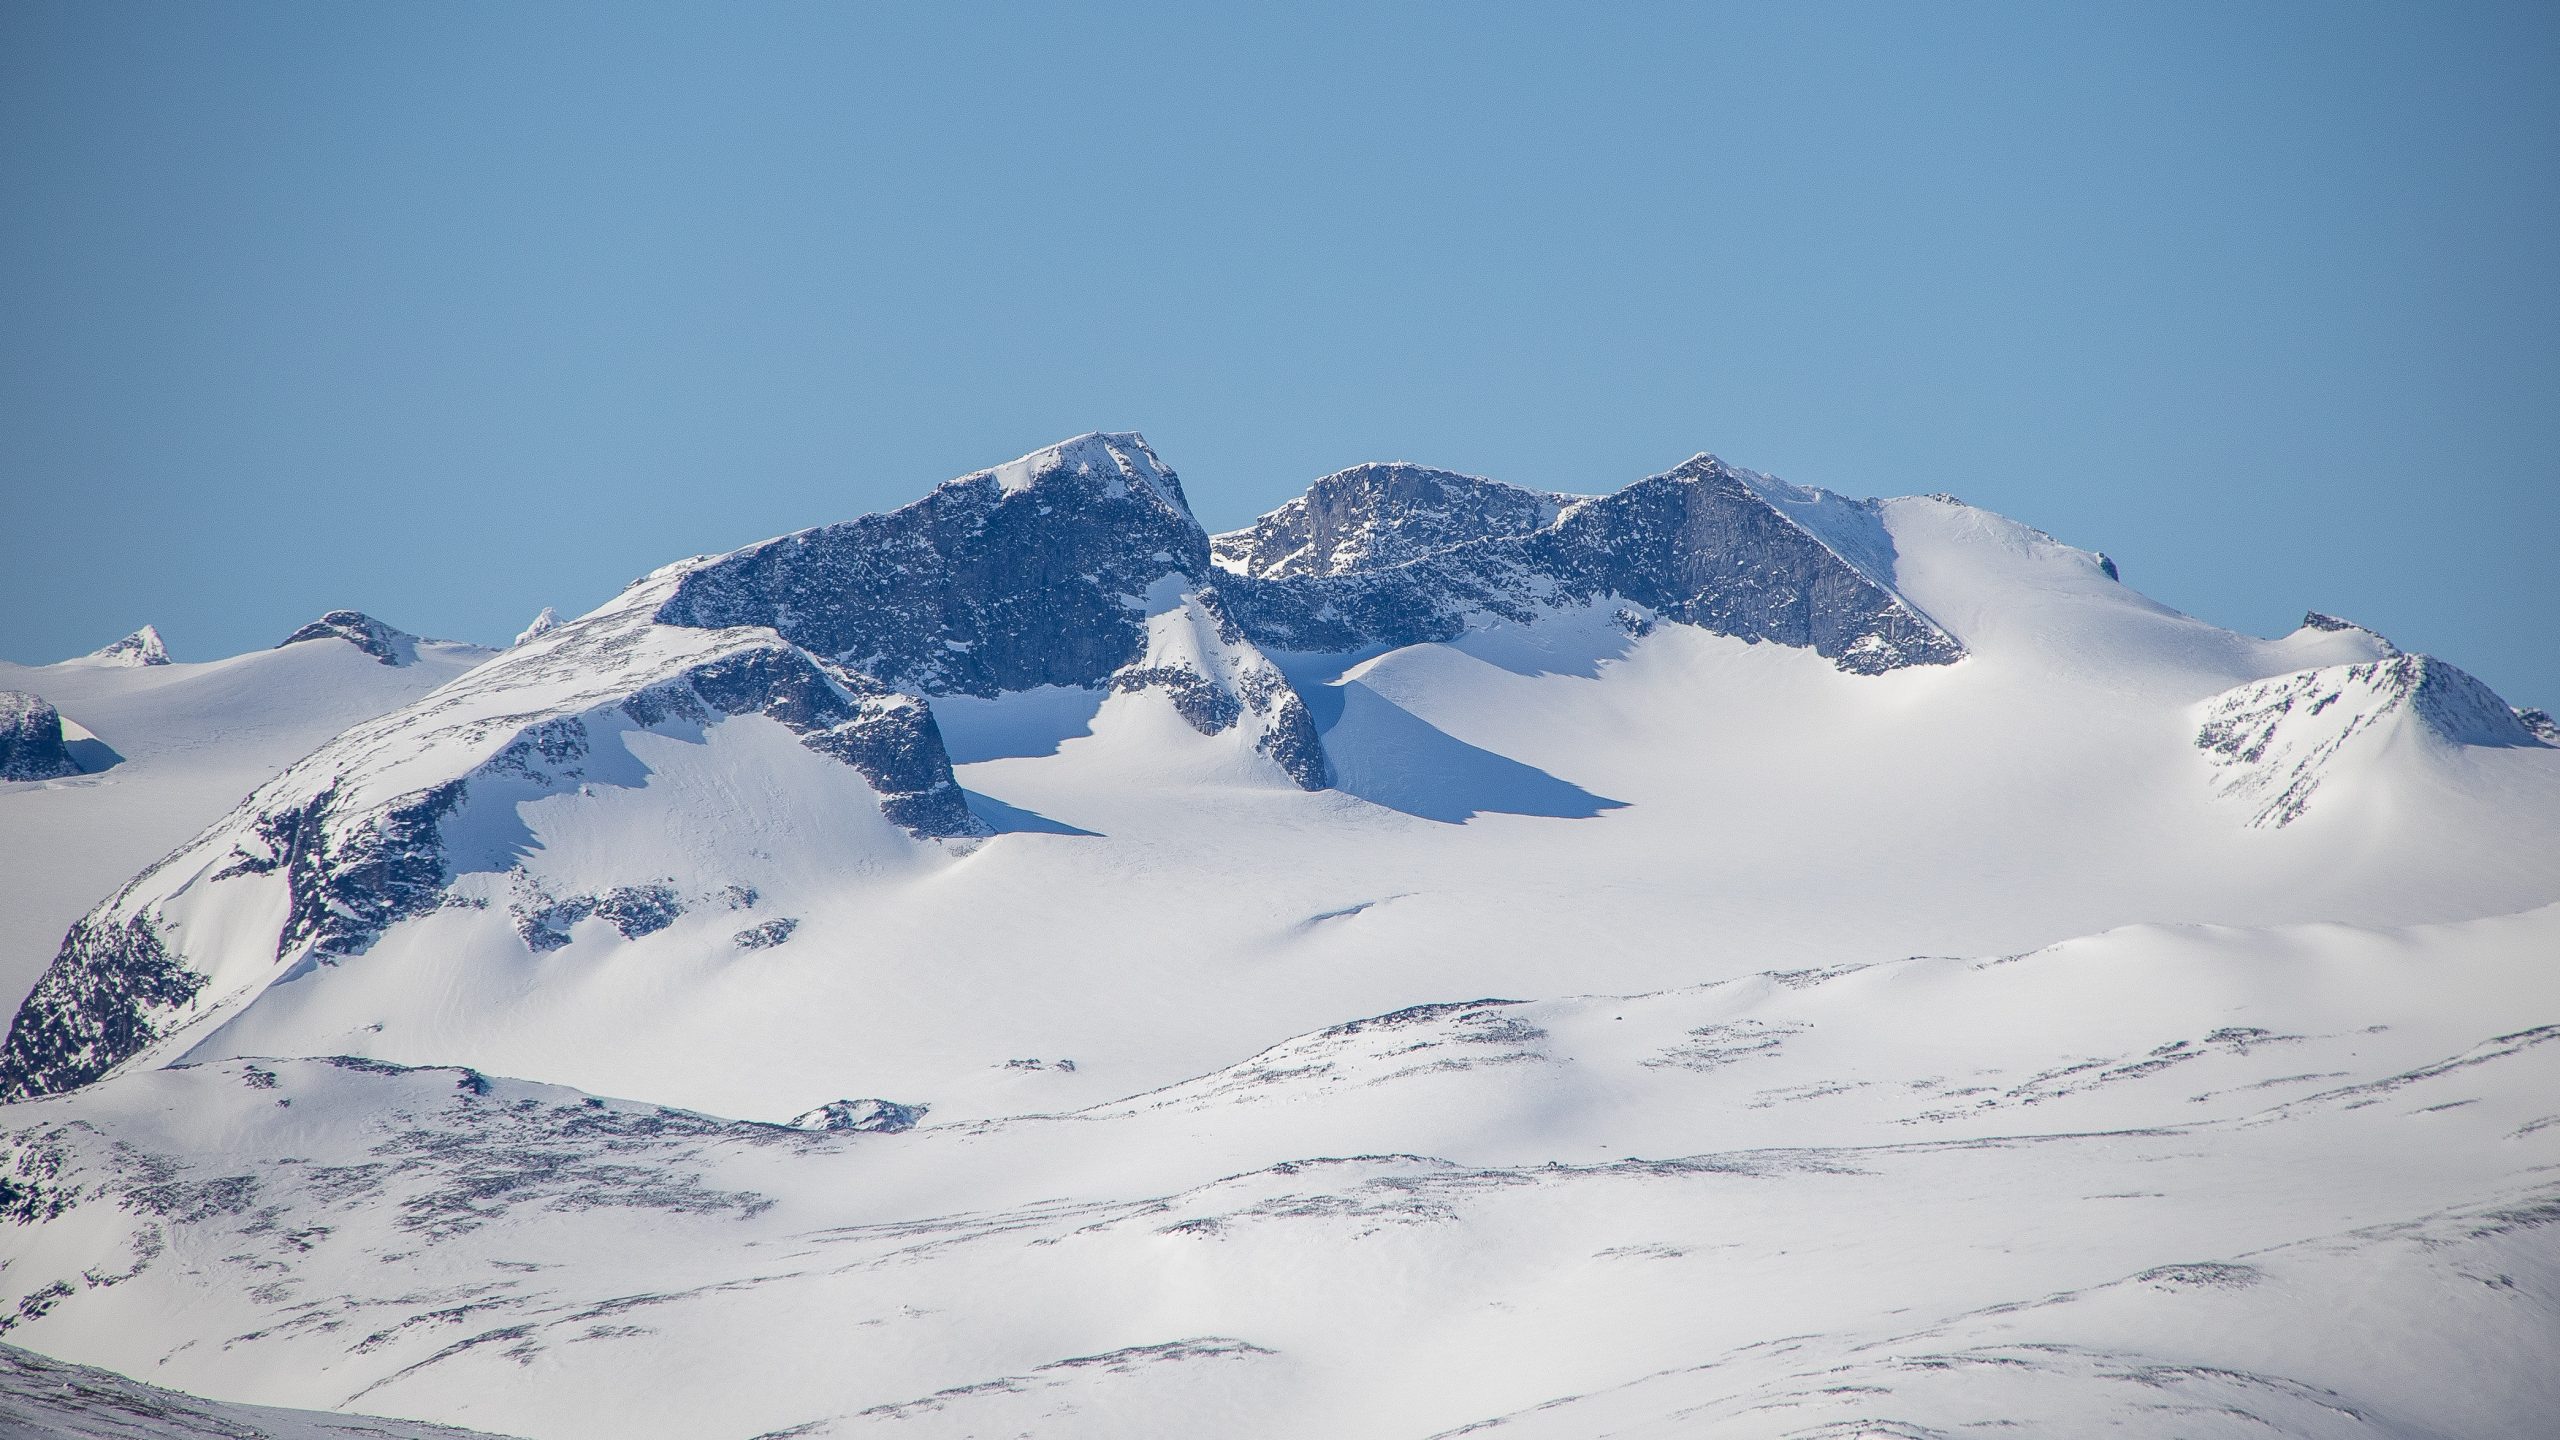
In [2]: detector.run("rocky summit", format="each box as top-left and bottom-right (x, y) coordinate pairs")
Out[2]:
(83, 626), (169, 667)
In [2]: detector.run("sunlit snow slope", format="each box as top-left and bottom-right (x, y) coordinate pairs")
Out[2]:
(0, 435), (2552, 1439)
(0, 621), (492, 1012)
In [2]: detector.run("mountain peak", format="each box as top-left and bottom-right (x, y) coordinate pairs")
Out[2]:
(972, 432), (1191, 518)
(1212, 462), (1569, 580)
(84, 625), (169, 667)
(276, 610), (416, 666)
(654, 434), (1215, 698)
(2197, 651), (2544, 826)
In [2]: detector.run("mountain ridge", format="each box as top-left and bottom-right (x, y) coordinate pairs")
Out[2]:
(1, 432), (2556, 1440)
(5, 433), (2551, 1106)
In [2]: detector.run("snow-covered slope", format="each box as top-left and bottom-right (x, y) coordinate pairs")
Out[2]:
(0, 1340), (517, 1439)
(0, 625), (493, 1013)
(0, 907), (2551, 1439)
(2198, 640), (2545, 828)
(0, 577), (978, 1100)
(0, 433), (2552, 1438)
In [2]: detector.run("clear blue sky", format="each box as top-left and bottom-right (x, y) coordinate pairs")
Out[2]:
(5, 2), (2555, 702)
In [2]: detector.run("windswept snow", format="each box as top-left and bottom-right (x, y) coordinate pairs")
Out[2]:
(0, 907), (2552, 1439)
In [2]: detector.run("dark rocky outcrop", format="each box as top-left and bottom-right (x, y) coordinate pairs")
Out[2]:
(0, 915), (203, 1100)
(1211, 463), (1568, 580)
(277, 610), (417, 666)
(213, 780), (468, 967)
(0, 691), (80, 781)
(1221, 455), (1963, 674)
(655, 433), (1332, 790)
(789, 1098), (928, 1133)
(634, 645), (984, 841)
(734, 917), (798, 950)
(654, 438), (1952, 794)
(656, 434), (1207, 698)
(513, 883), (683, 952)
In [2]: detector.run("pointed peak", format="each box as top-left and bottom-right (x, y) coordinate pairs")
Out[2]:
(513, 607), (562, 647)
(278, 610), (417, 667)
(1661, 451), (1864, 520)
(971, 432), (1190, 516)
(86, 625), (170, 667)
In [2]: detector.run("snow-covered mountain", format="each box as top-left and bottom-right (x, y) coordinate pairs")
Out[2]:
(0, 621), (494, 1017)
(0, 433), (2553, 1439)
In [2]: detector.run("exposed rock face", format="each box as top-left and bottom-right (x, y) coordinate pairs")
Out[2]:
(0, 915), (203, 1100)
(1221, 455), (1963, 675)
(2297, 611), (2398, 650)
(0, 691), (80, 781)
(512, 882), (683, 953)
(277, 610), (418, 666)
(2197, 653), (2544, 827)
(789, 1097), (928, 1133)
(640, 643), (983, 840)
(213, 779), (469, 969)
(657, 434), (1208, 697)
(84, 626), (169, 667)
(653, 433), (1331, 789)
(1212, 464), (1569, 580)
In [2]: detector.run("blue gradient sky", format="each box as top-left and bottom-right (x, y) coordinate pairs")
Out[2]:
(4, 3), (2555, 701)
